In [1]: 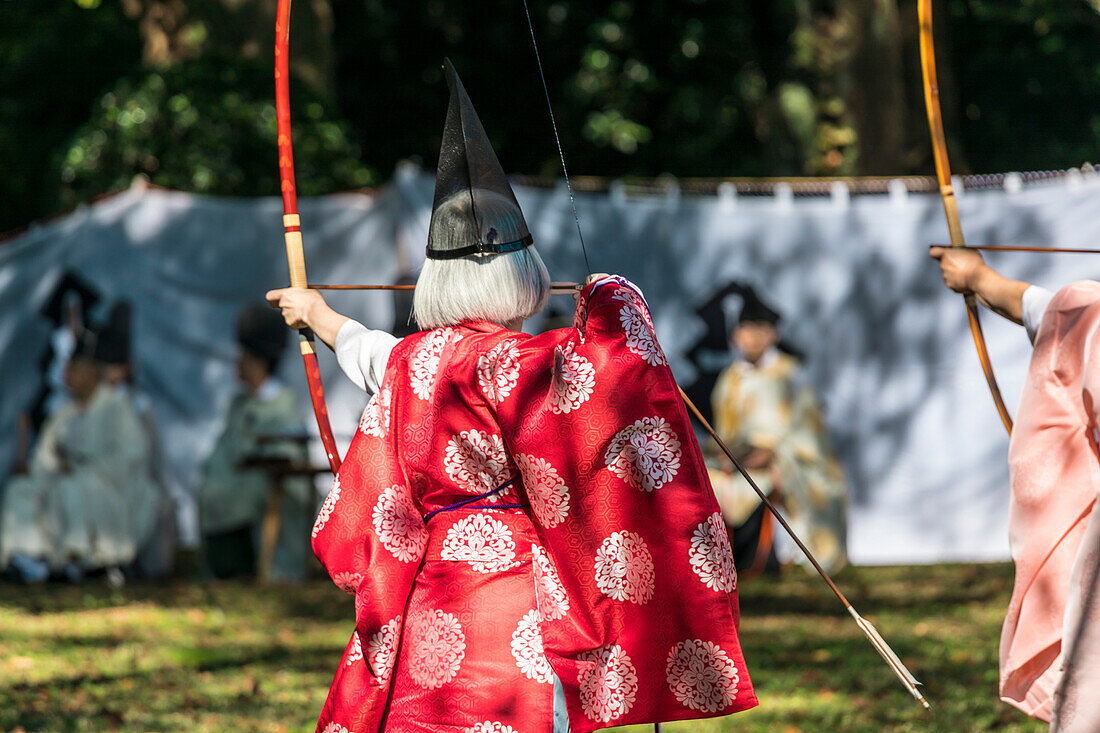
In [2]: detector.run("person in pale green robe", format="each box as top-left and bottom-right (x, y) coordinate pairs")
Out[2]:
(1, 334), (157, 582)
(198, 306), (311, 581)
(708, 286), (849, 574)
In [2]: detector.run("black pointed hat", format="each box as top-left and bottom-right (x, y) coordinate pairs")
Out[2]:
(426, 59), (533, 260)
(40, 271), (100, 326)
(736, 284), (781, 326)
(237, 305), (288, 371)
(94, 302), (132, 365)
(709, 281), (781, 331)
(70, 326), (100, 363)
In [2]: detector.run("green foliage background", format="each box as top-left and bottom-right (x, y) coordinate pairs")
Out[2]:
(0, 0), (1098, 232)
(57, 60), (374, 211)
(953, 0), (1100, 171)
(0, 1), (140, 231)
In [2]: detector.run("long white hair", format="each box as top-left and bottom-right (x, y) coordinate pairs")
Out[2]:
(413, 191), (551, 330)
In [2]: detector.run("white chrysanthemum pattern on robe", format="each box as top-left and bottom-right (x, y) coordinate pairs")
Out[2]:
(531, 544), (570, 621)
(604, 416), (681, 492)
(579, 644), (638, 722)
(465, 723), (518, 733)
(345, 631), (363, 666)
(410, 327), (461, 400)
(593, 530), (655, 604)
(407, 609), (466, 689)
(322, 723), (351, 733)
(550, 342), (595, 414)
(366, 616), (401, 682)
(333, 571), (362, 594)
(477, 340), (521, 405)
(612, 287), (666, 366)
(515, 454), (570, 528)
(312, 478), (341, 538)
(665, 639), (740, 712)
(440, 513), (518, 573)
(372, 485), (428, 563)
(358, 387), (391, 438)
(689, 513), (738, 592)
(444, 430), (515, 498)
(510, 610), (553, 684)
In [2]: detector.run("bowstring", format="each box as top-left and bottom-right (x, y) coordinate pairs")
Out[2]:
(519, 0), (593, 277)
(522, 6), (669, 731)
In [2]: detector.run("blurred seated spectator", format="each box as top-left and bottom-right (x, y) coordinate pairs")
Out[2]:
(97, 303), (177, 578)
(708, 283), (849, 576)
(1, 324), (158, 584)
(197, 306), (311, 581)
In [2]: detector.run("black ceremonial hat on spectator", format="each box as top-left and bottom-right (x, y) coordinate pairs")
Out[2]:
(70, 326), (99, 363)
(736, 284), (782, 327)
(236, 305), (288, 371)
(425, 58), (533, 260)
(94, 302), (132, 366)
(40, 271), (100, 326)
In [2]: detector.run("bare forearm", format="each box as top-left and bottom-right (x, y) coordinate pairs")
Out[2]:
(931, 246), (1030, 325)
(970, 266), (1030, 325)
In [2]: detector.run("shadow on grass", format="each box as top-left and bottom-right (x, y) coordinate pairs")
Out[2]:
(1, 642), (339, 731)
(6, 642), (337, 695)
(1, 564), (1015, 619)
(0, 576), (352, 623)
(738, 562), (1014, 616)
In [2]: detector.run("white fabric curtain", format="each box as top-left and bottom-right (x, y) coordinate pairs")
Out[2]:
(2, 168), (1098, 562)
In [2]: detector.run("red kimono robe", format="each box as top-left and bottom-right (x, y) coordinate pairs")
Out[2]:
(312, 276), (757, 732)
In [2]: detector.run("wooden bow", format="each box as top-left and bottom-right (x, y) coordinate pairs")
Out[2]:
(918, 0), (1013, 435)
(275, 0), (342, 473)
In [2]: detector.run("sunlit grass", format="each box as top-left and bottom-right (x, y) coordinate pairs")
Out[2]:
(1, 564), (1044, 732)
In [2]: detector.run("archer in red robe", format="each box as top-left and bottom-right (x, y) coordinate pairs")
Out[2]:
(309, 274), (757, 732)
(268, 58), (757, 733)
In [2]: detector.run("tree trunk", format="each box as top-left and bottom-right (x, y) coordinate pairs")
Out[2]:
(845, 0), (906, 174)
(121, 0), (333, 94)
(786, 0), (909, 174)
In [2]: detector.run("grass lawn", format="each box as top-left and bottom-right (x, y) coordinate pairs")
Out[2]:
(0, 563), (1044, 732)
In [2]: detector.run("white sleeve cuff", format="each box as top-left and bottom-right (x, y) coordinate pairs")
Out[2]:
(334, 320), (399, 394)
(1022, 285), (1054, 345)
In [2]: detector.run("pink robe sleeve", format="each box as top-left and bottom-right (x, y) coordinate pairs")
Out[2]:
(1002, 281), (1100, 722)
(1048, 285), (1100, 732)
(310, 383), (427, 733)
(492, 276), (757, 730)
